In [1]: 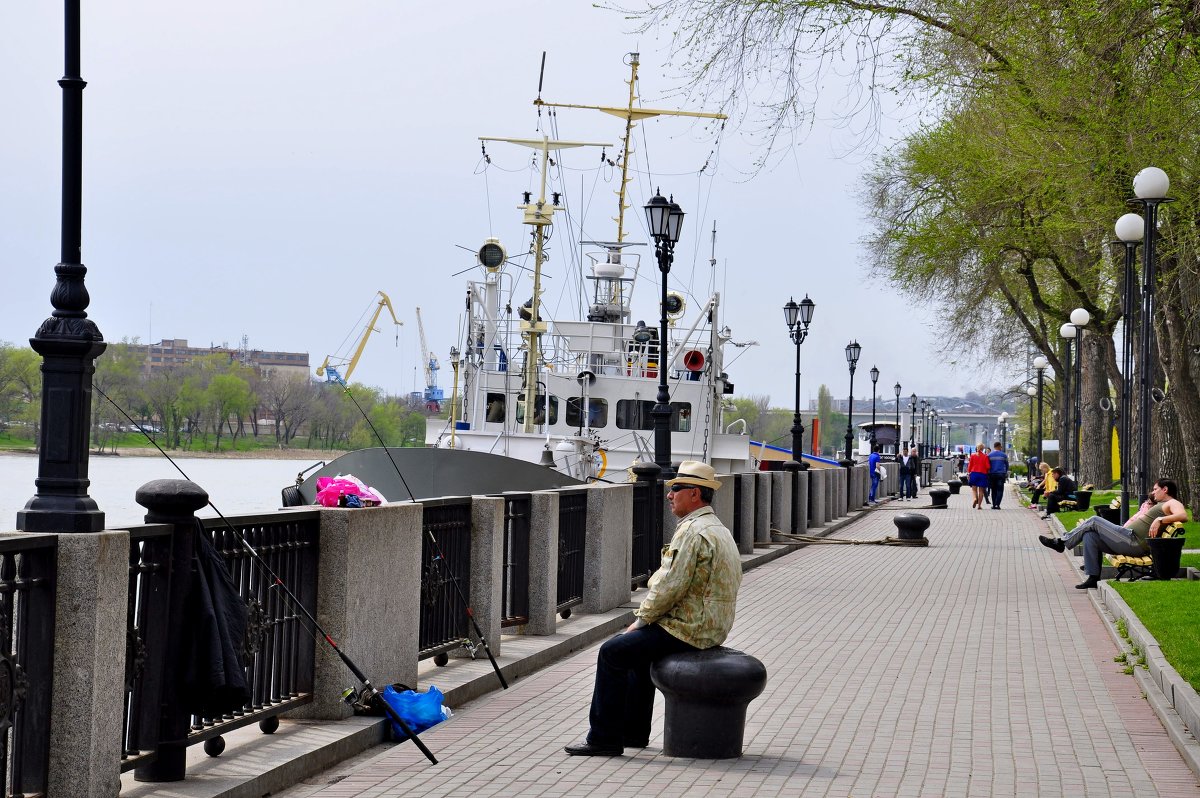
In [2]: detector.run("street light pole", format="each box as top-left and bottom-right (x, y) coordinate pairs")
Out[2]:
(909, 393), (917, 454)
(1059, 323), (1076, 475)
(869, 366), (879, 448)
(1114, 213), (1143, 522)
(918, 399), (927, 458)
(1033, 355), (1048, 465)
(841, 341), (862, 466)
(644, 189), (685, 478)
(17, 0), (108, 533)
(1070, 308), (1090, 482)
(1128, 167), (1173, 505)
(893, 382), (902, 456)
(783, 296), (815, 469)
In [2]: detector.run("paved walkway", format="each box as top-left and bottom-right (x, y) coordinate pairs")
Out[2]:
(279, 493), (1200, 798)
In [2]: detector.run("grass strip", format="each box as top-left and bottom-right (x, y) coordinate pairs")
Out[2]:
(1109, 580), (1200, 692)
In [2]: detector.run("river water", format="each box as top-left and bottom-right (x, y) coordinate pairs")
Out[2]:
(0, 452), (325, 531)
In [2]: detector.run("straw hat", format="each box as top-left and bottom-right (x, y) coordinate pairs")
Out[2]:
(665, 460), (722, 490)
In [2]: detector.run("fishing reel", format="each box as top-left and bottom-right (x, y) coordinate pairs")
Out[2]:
(340, 686), (378, 712)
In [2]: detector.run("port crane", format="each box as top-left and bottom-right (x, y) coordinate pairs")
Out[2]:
(415, 307), (444, 412)
(316, 291), (402, 384)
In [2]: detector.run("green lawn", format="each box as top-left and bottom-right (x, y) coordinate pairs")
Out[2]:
(1109, 580), (1200, 692)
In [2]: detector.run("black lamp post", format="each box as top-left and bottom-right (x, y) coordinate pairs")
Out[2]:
(908, 393), (917, 454)
(1025, 384), (1037, 460)
(1114, 212), (1143, 521)
(1128, 167), (1173, 505)
(644, 189), (684, 478)
(868, 366), (880, 448)
(783, 295), (815, 468)
(1033, 355), (1048, 465)
(998, 412), (1008, 452)
(1059, 322), (1076, 474)
(893, 382), (902, 455)
(840, 340), (861, 466)
(918, 399), (927, 458)
(17, 0), (107, 532)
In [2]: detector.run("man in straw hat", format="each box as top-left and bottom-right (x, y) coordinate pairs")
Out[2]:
(565, 461), (743, 756)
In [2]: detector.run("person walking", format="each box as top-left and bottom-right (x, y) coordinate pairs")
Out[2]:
(988, 441), (1009, 509)
(564, 461), (742, 756)
(905, 446), (921, 499)
(966, 444), (990, 509)
(868, 445), (882, 504)
(897, 449), (912, 501)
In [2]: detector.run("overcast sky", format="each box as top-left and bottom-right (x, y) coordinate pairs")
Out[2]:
(0, 1), (1018, 413)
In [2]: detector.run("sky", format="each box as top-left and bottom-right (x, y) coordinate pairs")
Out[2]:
(0, 1), (1012, 413)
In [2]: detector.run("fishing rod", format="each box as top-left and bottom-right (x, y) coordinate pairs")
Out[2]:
(95, 388), (439, 765)
(332, 376), (510, 690)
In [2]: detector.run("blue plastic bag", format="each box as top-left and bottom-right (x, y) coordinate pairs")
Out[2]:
(380, 684), (449, 739)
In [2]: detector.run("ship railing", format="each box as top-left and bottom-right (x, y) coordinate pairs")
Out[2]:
(121, 509), (319, 777)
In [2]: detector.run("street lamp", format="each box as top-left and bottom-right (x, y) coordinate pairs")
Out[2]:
(644, 189), (685, 477)
(1025, 384), (1037, 461)
(1059, 322), (1076, 475)
(1128, 167), (1173, 505)
(998, 411), (1009, 452)
(1114, 213), (1143, 521)
(783, 295), (815, 468)
(909, 393), (917, 454)
(1033, 355), (1048, 465)
(918, 399), (928, 458)
(17, 1), (107, 532)
(1070, 307), (1090, 481)
(893, 382), (902, 456)
(841, 340), (862, 466)
(869, 366), (880, 447)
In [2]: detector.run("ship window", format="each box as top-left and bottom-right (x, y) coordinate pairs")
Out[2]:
(671, 402), (692, 433)
(616, 399), (654, 430)
(485, 393), (506, 423)
(516, 394), (558, 425)
(566, 397), (608, 428)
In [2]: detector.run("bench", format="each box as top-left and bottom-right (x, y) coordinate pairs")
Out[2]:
(1111, 522), (1185, 581)
(1058, 483), (1094, 512)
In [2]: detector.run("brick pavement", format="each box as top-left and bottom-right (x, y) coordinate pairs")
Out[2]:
(283, 495), (1200, 798)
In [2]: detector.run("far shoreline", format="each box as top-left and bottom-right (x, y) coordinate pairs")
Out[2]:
(0, 446), (354, 462)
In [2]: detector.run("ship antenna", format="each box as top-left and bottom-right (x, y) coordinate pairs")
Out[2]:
(710, 220), (717, 269)
(535, 51), (546, 115)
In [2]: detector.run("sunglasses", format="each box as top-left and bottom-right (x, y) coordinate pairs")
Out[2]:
(669, 484), (698, 493)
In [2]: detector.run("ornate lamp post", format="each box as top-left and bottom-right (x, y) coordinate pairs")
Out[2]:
(1025, 384), (1037, 461)
(1128, 167), (1173, 505)
(1070, 307), (1090, 480)
(1033, 355), (1048, 465)
(908, 393), (917, 453)
(1059, 322), (1076, 475)
(893, 382), (902, 455)
(644, 189), (684, 478)
(1114, 213), (1143, 521)
(17, 0), (108, 532)
(918, 399), (927, 458)
(998, 412), (1009, 452)
(783, 295), (815, 468)
(868, 366), (880, 448)
(840, 340), (862, 466)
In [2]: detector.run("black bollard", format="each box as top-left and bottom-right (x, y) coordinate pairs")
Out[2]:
(133, 479), (209, 783)
(946, 479), (962, 495)
(928, 488), (950, 508)
(651, 647), (767, 758)
(893, 512), (931, 541)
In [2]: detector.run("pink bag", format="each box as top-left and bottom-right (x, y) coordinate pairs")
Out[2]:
(315, 474), (386, 508)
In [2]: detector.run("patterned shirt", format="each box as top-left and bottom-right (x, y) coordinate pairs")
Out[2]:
(635, 505), (742, 649)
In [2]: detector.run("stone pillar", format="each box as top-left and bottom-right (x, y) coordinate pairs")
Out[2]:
(461, 497), (504, 657)
(808, 469), (826, 529)
(46, 529), (128, 798)
(735, 473), (756, 552)
(583, 483), (633, 614)
(859, 465), (870, 507)
(712, 474), (736, 532)
(770, 471), (791, 537)
(787, 465), (809, 535)
(302, 502), (423, 718)
(526, 491), (560, 635)
(830, 468), (843, 518)
(755, 473), (772, 545)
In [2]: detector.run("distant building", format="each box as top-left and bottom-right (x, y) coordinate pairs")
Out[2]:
(130, 338), (310, 380)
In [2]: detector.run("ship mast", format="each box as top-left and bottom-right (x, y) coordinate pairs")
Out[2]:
(478, 135), (609, 433)
(533, 52), (727, 245)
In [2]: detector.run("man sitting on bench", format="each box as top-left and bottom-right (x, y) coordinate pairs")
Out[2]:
(1038, 478), (1187, 589)
(1040, 468), (1077, 518)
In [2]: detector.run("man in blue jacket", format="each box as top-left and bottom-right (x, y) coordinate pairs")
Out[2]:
(868, 445), (882, 504)
(987, 441), (1009, 509)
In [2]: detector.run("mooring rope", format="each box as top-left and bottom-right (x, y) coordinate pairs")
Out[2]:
(770, 530), (930, 548)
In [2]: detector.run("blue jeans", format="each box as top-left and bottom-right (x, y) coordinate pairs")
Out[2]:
(1062, 516), (1148, 576)
(870, 473), (880, 502)
(586, 624), (698, 747)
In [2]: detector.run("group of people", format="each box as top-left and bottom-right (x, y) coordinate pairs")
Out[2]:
(965, 442), (1010, 509)
(1028, 462), (1078, 517)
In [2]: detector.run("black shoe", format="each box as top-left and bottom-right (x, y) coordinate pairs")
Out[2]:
(564, 741), (623, 757)
(1038, 535), (1065, 553)
(1075, 575), (1100, 590)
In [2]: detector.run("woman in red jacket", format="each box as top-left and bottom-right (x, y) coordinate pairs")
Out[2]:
(967, 443), (991, 509)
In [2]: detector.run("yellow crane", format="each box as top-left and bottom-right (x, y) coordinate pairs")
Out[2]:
(316, 291), (402, 384)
